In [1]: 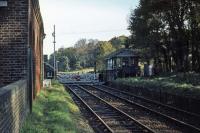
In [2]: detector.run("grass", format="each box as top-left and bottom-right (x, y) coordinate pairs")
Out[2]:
(20, 80), (94, 133)
(60, 68), (94, 74)
(114, 73), (200, 99)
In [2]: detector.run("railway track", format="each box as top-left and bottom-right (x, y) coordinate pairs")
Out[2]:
(81, 85), (200, 133)
(94, 85), (200, 129)
(66, 85), (155, 133)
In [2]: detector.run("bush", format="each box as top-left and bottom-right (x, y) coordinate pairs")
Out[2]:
(114, 73), (200, 99)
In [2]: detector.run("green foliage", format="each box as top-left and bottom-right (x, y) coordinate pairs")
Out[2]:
(114, 73), (200, 98)
(109, 35), (127, 49)
(20, 81), (94, 133)
(61, 68), (94, 74)
(49, 39), (98, 71)
(48, 36), (127, 72)
(128, 0), (200, 72)
(96, 41), (116, 71)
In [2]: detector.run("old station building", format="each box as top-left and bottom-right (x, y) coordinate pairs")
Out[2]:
(0, 0), (44, 132)
(105, 48), (140, 81)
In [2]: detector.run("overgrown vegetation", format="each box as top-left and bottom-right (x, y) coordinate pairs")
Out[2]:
(114, 73), (200, 99)
(21, 81), (94, 133)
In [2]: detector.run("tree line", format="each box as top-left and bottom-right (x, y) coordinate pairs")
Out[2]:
(48, 36), (128, 71)
(128, 0), (200, 73)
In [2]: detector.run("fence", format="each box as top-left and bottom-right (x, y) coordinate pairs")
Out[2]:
(0, 80), (29, 133)
(58, 73), (99, 84)
(108, 82), (200, 114)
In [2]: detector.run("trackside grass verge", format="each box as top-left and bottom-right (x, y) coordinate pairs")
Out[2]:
(60, 68), (94, 74)
(20, 80), (94, 133)
(114, 73), (200, 99)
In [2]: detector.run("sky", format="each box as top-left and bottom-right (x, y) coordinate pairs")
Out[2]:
(39, 0), (139, 55)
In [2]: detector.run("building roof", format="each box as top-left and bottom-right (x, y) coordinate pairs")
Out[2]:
(105, 48), (140, 60)
(44, 62), (55, 71)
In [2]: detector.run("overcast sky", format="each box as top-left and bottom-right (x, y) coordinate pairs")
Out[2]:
(39, 0), (139, 55)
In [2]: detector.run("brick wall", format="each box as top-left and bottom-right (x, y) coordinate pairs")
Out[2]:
(0, 0), (29, 87)
(0, 0), (44, 132)
(0, 0), (44, 94)
(0, 80), (29, 133)
(29, 0), (44, 96)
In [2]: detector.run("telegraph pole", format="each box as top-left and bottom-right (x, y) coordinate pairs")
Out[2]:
(52, 25), (56, 79)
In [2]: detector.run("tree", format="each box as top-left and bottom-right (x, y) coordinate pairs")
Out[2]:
(109, 36), (128, 50)
(48, 36), (128, 72)
(96, 41), (116, 71)
(128, 0), (200, 73)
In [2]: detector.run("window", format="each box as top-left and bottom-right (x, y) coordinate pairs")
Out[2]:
(0, 0), (7, 7)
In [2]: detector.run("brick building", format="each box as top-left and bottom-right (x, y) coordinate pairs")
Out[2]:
(0, 0), (44, 95)
(0, 0), (44, 132)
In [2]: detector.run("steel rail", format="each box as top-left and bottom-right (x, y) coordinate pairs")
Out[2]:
(66, 85), (114, 133)
(89, 85), (200, 133)
(102, 85), (200, 119)
(77, 85), (156, 133)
